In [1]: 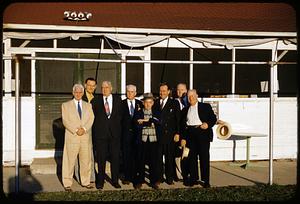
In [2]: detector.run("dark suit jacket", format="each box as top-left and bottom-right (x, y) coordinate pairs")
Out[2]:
(82, 90), (95, 103)
(91, 94), (122, 143)
(154, 97), (181, 144)
(133, 108), (161, 144)
(121, 98), (143, 142)
(180, 102), (217, 142)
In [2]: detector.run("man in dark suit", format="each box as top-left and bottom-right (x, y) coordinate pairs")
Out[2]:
(154, 83), (181, 185)
(134, 93), (161, 190)
(74, 77), (97, 185)
(120, 84), (143, 185)
(180, 89), (217, 188)
(92, 81), (123, 189)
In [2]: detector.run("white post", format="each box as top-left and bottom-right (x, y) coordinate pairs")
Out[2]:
(269, 47), (276, 185)
(14, 55), (20, 193)
(232, 48), (236, 94)
(144, 47), (151, 93)
(189, 48), (193, 89)
(121, 54), (126, 99)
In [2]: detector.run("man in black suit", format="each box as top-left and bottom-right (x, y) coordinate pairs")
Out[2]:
(120, 84), (143, 185)
(74, 78), (97, 185)
(180, 89), (217, 188)
(134, 93), (161, 190)
(154, 83), (181, 185)
(92, 81), (123, 189)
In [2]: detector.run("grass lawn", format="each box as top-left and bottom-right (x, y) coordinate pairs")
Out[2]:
(3, 184), (297, 201)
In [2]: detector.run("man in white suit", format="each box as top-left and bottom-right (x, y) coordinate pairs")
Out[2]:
(61, 84), (95, 191)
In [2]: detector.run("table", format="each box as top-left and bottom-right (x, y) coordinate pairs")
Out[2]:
(230, 132), (267, 169)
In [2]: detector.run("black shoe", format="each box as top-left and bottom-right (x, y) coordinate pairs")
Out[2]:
(112, 182), (121, 189)
(166, 180), (174, 185)
(96, 183), (103, 190)
(183, 180), (190, 187)
(64, 186), (72, 192)
(134, 183), (142, 189)
(189, 180), (198, 187)
(203, 183), (211, 188)
(82, 183), (94, 189)
(151, 183), (159, 190)
(122, 180), (130, 185)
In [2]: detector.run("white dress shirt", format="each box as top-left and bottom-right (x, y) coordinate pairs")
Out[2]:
(103, 94), (113, 116)
(73, 99), (83, 113)
(160, 97), (168, 109)
(186, 102), (202, 126)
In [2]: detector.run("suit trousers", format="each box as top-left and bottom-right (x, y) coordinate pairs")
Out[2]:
(74, 147), (96, 183)
(136, 139), (160, 185)
(122, 130), (137, 182)
(62, 134), (92, 187)
(158, 142), (177, 183)
(186, 127), (211, 184)
(95, 137), (120, 185)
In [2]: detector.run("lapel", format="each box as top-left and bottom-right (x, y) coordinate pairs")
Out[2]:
(162, 98), (170, 112)
(197, 102), (203, 121)
(100, 95), (107, 116)
(81, 101), (89, 121)
(125, 99), (130, 115)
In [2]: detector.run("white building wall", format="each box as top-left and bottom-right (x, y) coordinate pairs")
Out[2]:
(2, 97), (297, 165)
(3, 97), (36, 165)
(210, 97), (297, 161)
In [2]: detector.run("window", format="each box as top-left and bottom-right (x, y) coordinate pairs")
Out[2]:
(151, 48), (189, 96)
(277, 50), (297, 97)
(35, 52), (121, 149)
(193, 49), (232, 97)
(126, 56), (144, 95)
(58, 37), (101, 49)
(235, 49), (271, 97)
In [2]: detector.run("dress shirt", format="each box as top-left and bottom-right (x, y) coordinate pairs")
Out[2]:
(186, 102), (202, 126)
(73, 99), (83, 113)
(73, 99), (86, 131)
(160, 97), (168, 109)
(85, 91), (94, 103)
(103, 94), (113, 116)
(127, 99), (136, 115)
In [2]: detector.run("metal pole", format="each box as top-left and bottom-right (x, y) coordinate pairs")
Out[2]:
(2, 56), (297, 65)
(269, 60), (275, 185)
(14, 55), (20, 193)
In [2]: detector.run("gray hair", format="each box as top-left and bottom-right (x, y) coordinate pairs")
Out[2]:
(177, 83), (187, 89)
(187, 89), (198, 97)
(72, 84), (84, 92)
(126, 84), (137, 92)
(102, 80), (112, 87)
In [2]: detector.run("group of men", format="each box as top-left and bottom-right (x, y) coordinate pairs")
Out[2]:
(61, 78), (217, 192)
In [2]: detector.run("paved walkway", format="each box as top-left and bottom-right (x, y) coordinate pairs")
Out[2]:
(2, 159), (296, 193)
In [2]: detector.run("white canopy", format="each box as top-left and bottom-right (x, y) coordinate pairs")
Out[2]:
(3, 32), (297, 49)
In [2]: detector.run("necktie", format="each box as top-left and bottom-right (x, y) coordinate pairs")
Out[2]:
(160, 99), (164, 110)
(130, 100), (134, 117)
(77, 101), (82, 119)
(104, 97), (110, 117)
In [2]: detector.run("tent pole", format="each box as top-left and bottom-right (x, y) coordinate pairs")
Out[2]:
(269, 62), (274, 185)
(14, 55), (20, 193)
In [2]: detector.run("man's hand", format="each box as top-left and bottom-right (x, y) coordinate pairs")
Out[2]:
(181, 139), (186, 147)
(137, 118), (149, 124)
(173, 134), (180, 142)
(76, 127), (85, 136)
(200, 122), (208, 130)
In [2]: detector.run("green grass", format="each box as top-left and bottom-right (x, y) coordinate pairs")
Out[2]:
(3, 184), (297, 201)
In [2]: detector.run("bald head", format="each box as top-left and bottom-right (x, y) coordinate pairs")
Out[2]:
(187, 89), (198, 106)
(177, 83), (187, 98)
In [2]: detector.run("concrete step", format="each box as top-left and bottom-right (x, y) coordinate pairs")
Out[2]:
(30, 157), (111, 175)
